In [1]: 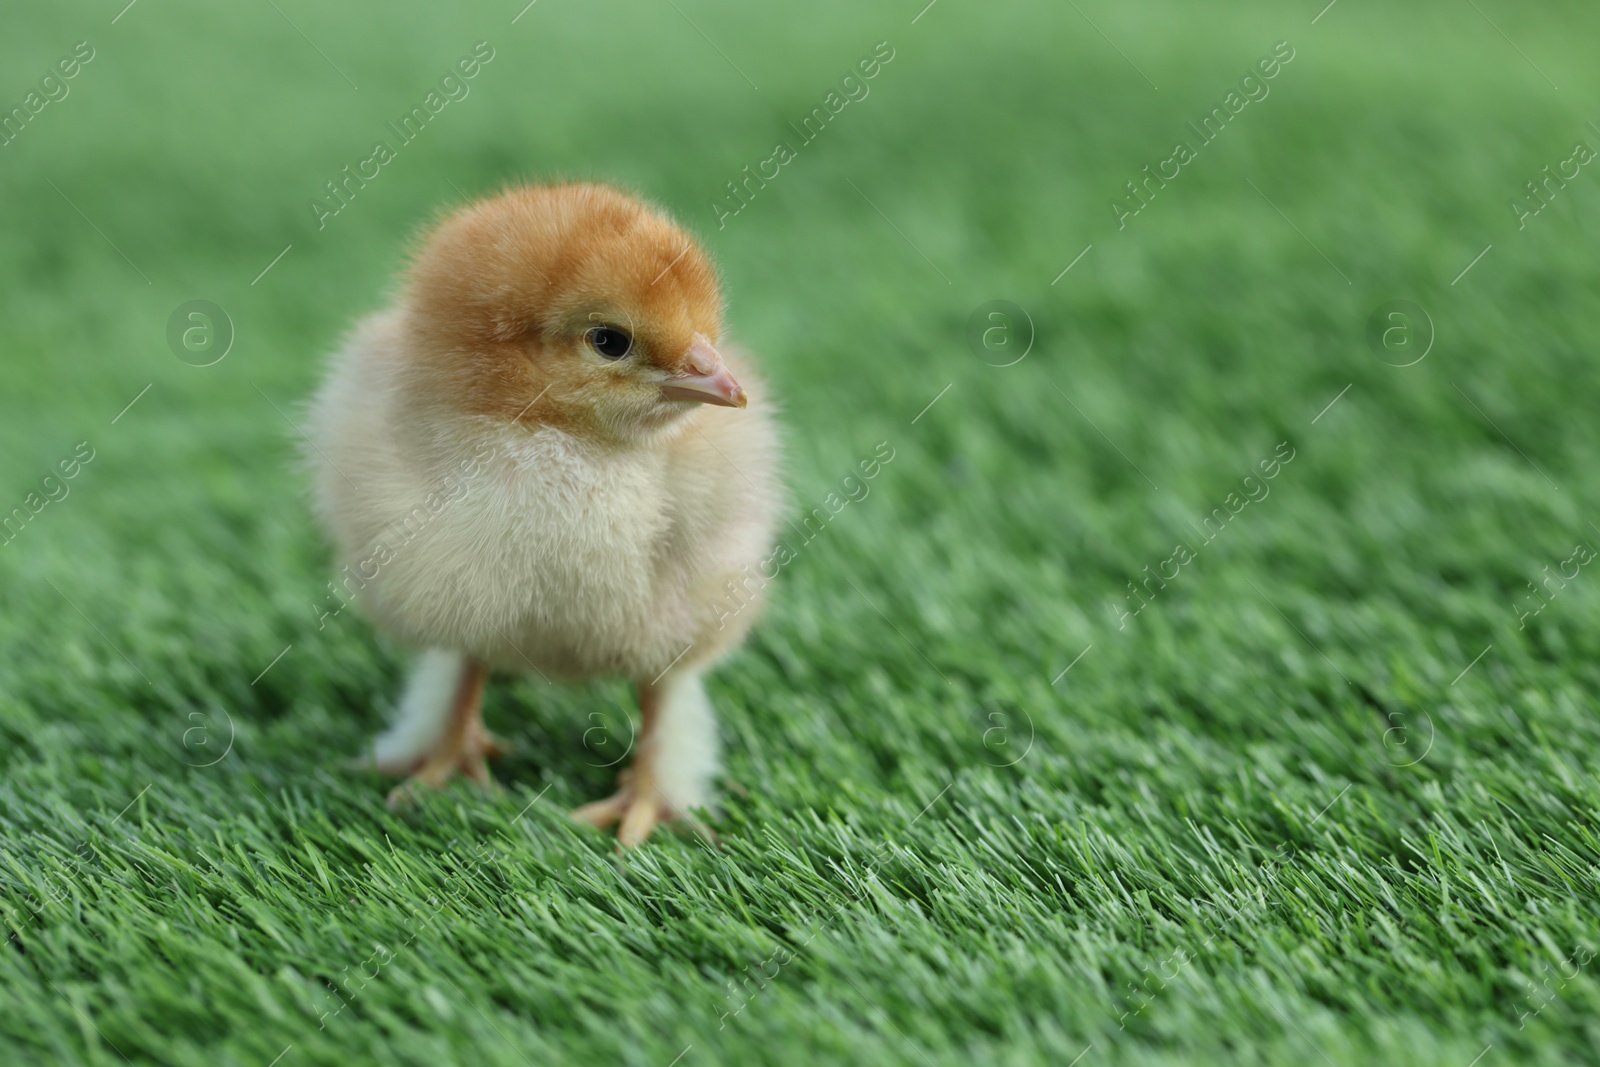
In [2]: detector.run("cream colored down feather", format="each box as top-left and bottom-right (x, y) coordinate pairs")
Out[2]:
(305, 307), (782, 812)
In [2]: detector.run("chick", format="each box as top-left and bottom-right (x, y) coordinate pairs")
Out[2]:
(306, 183), (782, 846)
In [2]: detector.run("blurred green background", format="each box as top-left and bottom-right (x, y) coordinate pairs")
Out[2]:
(4, 1), (1600, 1064)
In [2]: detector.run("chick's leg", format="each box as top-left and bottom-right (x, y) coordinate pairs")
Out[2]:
(385, 657), (500, 808)
(571, 670), (719, 847)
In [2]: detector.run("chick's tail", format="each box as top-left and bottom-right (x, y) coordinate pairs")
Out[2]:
(370, 649), (471, 772)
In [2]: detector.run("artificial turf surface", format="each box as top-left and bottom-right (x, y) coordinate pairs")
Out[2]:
(4, 1), (1600, 1064)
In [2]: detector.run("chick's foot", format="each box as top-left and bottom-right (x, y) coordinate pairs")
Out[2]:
(570, 673), (719, 848)
(383, 660), (503, 808)
(570, 767), (680, 848)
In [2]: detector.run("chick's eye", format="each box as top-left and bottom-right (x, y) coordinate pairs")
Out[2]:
(585, 325), (633, 360)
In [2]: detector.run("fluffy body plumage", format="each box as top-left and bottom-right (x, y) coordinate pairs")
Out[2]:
(306, 183), (782, 841)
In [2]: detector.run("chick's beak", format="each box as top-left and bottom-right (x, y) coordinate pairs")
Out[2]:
(660, 339), (747, 409)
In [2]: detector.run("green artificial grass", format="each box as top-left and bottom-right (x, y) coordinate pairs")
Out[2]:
(4, 1), (1600, 1064)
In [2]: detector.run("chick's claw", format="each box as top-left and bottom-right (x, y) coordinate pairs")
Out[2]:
(384, 730), (505, 809)
(571, 774), (717, 850)
(570, 788), (667, 846)
(382, 663), (504, 808)
(569, 765), (667, 846)
(569, 791), (631, 829)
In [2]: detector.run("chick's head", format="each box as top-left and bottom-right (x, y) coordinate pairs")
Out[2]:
(403, 183), (745, 445)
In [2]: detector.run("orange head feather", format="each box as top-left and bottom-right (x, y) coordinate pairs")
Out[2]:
(400, 183), (740, 444)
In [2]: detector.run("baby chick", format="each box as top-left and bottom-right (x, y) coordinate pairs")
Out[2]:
(307, 183), (782, 846)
